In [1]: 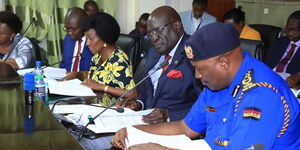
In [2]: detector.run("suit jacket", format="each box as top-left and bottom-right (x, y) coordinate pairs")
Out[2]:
(264, 36), (300, 74)
(59, 34), (93, 72)
(180, 10), (216, 35)
(139, 34), (202, 121)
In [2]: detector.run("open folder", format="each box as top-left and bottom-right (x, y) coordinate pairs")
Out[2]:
(52, 104), (153, 133)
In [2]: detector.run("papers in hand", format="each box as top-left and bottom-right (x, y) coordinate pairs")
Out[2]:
(17, 67), (67, 80)
(126, 126), (211, 150)
(52, 104), (153, 133)
(45, 78), (96, 97)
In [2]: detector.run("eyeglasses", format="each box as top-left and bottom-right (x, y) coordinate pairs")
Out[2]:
(63, 26), (80, 33)
(147, 21), (176, 39)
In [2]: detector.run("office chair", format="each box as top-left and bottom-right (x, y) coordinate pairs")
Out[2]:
(116, 34), (140, 73)
(240, 38), (263, 61)
(249, 24), (282, 59)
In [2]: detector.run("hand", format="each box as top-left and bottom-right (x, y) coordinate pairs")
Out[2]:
(111, 128), (128, 149)
(81, 78), (103, 91)
(142, 108), (168, 124)
(286, 73), (300, 88)
(114, 99), (141, 111)
(129, 143), (167, 150)
(59, 72), (77, 81)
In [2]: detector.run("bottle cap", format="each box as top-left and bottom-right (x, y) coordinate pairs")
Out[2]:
(24, 73), (35, 91)
(35, 61), (41, 67)
(34, 75), (43, 80)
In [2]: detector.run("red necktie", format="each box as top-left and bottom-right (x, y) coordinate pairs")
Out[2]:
(72, 39), (83, 72)
(162, 54), (171, 72)
(275, 44), (297, 72)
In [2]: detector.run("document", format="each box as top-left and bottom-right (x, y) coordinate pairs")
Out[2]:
(126, 126), (211, 150)
(52, 104), (153, 133)
(45, 78), (96, 96)
(17, 67), (67, 80)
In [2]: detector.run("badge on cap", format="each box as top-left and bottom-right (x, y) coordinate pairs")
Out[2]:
(184, 45), (194, 59)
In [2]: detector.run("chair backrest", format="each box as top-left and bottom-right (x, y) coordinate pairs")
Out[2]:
(116, 34), (140, 73)
(29, 38), (48, 66)
(249, 24), (282, 59)
(240, 38), (263, 61)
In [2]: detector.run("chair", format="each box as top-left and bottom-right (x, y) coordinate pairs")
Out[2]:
(29, 38), (48, 66)
(248, 24), (282, 59)
(240, 38), (263, 61)
(116, 34), (140, 73)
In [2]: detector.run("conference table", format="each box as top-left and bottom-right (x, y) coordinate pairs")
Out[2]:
(0, 77), (121, 150)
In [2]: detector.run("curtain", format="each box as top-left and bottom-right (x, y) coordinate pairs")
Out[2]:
(5, 0), (116, 65)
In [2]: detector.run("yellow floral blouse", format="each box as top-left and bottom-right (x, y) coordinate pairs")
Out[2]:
(88, 49), (135, 106)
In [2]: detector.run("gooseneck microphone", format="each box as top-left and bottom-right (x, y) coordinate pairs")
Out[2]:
(50, 99), (124, 113)
(4, 17), (37, 63)
(42, 53), (84, 69)
(77, 61), (169, 141)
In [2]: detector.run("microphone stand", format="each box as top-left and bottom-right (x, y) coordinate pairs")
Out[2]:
(41, 53), (84, 69)
(77, 61), (169, 141)
(0, 17), (36, 81)
(4, 17), (36, 63)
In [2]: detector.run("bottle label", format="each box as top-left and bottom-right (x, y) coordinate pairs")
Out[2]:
(36, 85), (45, 96)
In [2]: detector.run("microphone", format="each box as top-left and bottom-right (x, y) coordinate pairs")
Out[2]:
(245, 143), (264, 150)
(42, 53), (84, 69)
(77, 61), (169, 141)
(50, 99), (124, 113)
(3, 17), (37, 63)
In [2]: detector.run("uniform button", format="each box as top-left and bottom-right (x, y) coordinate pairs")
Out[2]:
(223, 118), (227, 123)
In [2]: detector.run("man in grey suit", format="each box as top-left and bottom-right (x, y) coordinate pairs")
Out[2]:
(180, 0), (216, 35)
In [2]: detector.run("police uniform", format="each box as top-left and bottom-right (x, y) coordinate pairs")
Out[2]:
(183, 23), (300, 150)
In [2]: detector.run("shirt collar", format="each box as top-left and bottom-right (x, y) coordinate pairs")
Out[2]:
(168, 35), (183, 57)
(289, 40), (300, 47)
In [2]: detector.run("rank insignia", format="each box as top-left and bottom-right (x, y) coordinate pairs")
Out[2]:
(184, 45), (194, 59)
(206, 106), (216, 112)
(241, 69), (258, 93)
(243, 107), (261, 120)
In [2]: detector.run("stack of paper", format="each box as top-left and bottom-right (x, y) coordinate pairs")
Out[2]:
(52, 104), (153, 133)
(45, 78), (96, 97)
(17, 67), (67, 80)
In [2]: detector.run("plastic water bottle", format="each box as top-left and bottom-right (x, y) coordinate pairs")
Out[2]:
(35, 75), (46, 102)
(33, 61), (44, 82)
(24, 73), (35, 105)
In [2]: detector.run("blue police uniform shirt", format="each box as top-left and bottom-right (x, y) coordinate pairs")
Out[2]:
(184, 52), (300, 149)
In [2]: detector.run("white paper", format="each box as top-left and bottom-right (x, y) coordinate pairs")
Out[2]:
(126, 126), (193, 149)
(43, 67), (67, 79)
(52, 104), (153, 133)
(45, 78), (96, 96)
(17, 67), (67, 80)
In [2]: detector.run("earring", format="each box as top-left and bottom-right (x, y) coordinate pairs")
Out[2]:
(10, 38), (12, 41)
(103, 43), (107, 48)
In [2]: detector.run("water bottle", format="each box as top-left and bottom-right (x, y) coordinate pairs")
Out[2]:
(33, 61), (44, 82)
(24, 73), (35, 105)
(35, 75), (46, 102)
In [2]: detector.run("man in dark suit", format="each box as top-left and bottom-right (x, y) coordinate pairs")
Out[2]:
(264, 11), (300, 89)
(139, 6), (202, 122)
(59, 7), (93, 72)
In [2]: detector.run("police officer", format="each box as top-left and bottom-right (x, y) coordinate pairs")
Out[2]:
(112, 22), (300, 150)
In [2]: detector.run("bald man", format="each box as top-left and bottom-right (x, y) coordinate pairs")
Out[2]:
(138, 6), (201, 122)
(60, 7), (93, 72)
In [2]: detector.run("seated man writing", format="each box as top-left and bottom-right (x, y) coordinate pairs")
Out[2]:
(112, 23), (300, 150)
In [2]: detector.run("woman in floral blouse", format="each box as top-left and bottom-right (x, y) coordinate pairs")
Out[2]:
(80, 12), (137, 106)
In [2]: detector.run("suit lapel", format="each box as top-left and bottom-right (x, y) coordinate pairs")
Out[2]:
(152, 35), (188, 105)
